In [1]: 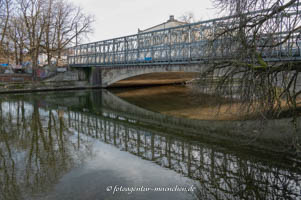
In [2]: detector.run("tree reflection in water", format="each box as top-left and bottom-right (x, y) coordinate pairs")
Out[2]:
(0, 91), (300, 200)
(0, 99), (93, 200)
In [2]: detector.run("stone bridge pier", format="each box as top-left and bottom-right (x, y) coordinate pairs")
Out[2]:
(83, 64), (205, 88)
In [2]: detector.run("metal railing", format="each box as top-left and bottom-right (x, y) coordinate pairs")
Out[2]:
(68, 3), (301, 67)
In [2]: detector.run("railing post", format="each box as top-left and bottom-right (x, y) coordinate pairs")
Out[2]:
(169, 29), (171, 63)
(94, 43), (97, 64)
(112, 39), (116, 64)
(188, 25), (191, 62)
(137, 34), (140, 62)
(151, 33), (154, 62)
(103, 43), (106, 65)
(125, 37), (128, 63)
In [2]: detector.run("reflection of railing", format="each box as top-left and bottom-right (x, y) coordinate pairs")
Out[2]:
(1, 94), (301, 200)
(66, 110), (301, 200)
(67, 3), (301, 67)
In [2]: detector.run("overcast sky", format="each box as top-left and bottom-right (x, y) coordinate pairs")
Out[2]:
(70, 0), (218, 42)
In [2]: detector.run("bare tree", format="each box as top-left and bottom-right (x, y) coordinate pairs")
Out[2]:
(17, 0), (48, 77)
(179, 12), (197, 23)
(202, 0), (301, 118)
(0, 0), (12, 58)
(41, 0), (55, 65)
(8, 16), (27, 64)
(41, 0), (94, 65)
(198, 0), (301, 150)
(53, 0), (94, 59)
(0, 0), (94, 71)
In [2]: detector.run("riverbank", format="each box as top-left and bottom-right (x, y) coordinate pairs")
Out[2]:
(0, 80), (93, 94)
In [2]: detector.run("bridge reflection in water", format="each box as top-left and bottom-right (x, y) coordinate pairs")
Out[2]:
(0, 89), (300, 200)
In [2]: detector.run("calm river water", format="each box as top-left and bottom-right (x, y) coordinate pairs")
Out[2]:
(0, 86), (300, 200)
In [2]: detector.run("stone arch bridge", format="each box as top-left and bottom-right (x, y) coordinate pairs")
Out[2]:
(67, 3), (301, 87)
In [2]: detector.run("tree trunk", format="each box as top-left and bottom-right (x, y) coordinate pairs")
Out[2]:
(14, 41), (18, 65)
(19, 45), (23, 64)
(31, 50), (39, 80)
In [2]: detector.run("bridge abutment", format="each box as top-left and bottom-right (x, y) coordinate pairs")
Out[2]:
(89, 67), (102, 86)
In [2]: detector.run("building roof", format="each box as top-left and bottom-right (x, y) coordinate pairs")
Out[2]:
(138, 15), (187, 33)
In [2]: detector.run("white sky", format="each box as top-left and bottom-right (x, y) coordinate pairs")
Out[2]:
(70, 0), (218, 42)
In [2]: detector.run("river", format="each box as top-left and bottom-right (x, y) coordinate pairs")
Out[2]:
(0, 86), (300, 200)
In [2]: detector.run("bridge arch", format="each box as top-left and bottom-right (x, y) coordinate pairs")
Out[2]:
(90, 64), (205, 87)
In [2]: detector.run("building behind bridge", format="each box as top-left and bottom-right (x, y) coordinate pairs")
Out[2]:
(138, 15), (187, 33)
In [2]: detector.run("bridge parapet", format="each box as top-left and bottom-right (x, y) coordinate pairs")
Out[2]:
(68, 3), (301, 67)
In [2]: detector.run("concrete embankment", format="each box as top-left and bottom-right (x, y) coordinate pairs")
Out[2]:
(0, 80), (92, 94)
(0, 71), (92, 94)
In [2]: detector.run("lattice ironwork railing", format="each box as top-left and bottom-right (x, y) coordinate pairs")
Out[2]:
(67, 3), (301, 67)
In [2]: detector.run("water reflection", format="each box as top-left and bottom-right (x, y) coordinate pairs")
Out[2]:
(0, 89), (300, 200)
(0, 99), (93, 200)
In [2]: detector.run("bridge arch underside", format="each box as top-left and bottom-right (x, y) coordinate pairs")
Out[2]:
(90, 64), (206, 88)
(110, 71), (199, 87)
